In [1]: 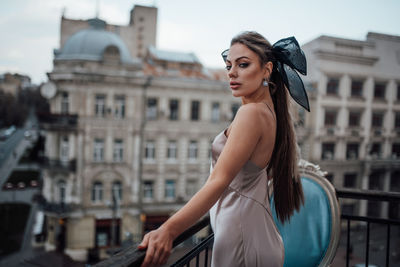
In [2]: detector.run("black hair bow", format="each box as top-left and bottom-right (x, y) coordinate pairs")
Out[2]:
(221, 36), (310, 112)
(272, 37), (309, 112)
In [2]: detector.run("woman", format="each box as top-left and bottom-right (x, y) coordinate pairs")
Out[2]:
(138, 31), (309, 267)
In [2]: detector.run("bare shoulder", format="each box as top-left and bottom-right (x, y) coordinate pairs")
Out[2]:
(229, 103), (264, 135)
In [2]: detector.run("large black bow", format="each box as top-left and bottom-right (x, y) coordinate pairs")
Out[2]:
(221, 36), (310, 112)
(272, 37), (309, 112)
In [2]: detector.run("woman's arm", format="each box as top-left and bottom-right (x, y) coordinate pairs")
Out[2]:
(138, 104), (270, 267)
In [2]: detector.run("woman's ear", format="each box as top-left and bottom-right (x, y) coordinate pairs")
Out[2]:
(264, 61), (273, 78)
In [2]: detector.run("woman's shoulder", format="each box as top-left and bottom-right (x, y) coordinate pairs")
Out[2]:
(236, 102), (274, 124)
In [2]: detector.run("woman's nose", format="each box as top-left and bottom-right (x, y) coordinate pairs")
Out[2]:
(228, 67), (237, 78)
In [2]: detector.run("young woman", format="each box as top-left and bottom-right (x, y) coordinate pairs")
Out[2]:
(138, 31), (309, 267)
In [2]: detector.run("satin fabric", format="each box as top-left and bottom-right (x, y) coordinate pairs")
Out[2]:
(209, 130), (284, 267)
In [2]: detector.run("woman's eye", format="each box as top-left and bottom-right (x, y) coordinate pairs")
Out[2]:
(239, 63), (249, 68)
(225, 65), (232, 71)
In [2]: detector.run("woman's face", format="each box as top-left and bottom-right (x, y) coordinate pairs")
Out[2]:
(225, 43), (270, 98)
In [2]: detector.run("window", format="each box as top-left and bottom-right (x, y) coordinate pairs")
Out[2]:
(113, 139), (124, 162)
(351, 79), (363, 97)
(167, 141), (177, 160)
(324, 110), (337, 126)
(93, 139), (104, 162)
(374, 82), (386, 99)
(325, 173), (334, 184)
(321, 143), (335, 160)
(342, 204), (355, 215)
(95, 94), (106, 117)
(188, 140), (198, 160)
(58, 180), (66, 203)
(344, 173), (357, 188)
(165, 180), (176, 199)
(326, 78), (339, 95)
(346, 143), (359, 159)
(146, 98), (157, 120)
(60, 136), (69, 162)
(92, 182), (103, 202)
(145, 140), (155, 160)
(231, 103), (240, 121)
(191, 100), (200, 121)
(397, 84), (400, 101)
(390, 171), (400, 192)
(186, 180), (197, 197)
(209, 140), (213, 158)
(112, 181), (122, 202)
(392, 143), (400, 158)
(143, 181), (154, 199)
(211, 102), (220, 122)
(369, 171), (384, 190)
(61, 92), (69, 114)
(114, 95), (125, 118)
(395, 112), (400, 128)
(370, 143), (382, 158)
(348, 111), (361, 127)
(371, 112), (384, 127)
(169, 99), (179, 120)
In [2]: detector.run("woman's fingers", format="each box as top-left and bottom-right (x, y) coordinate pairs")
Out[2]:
(141, 242), (154, 267)
(138, 233), (149, 250)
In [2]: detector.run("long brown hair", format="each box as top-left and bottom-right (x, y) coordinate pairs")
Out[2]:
(230, 31), (304, 223)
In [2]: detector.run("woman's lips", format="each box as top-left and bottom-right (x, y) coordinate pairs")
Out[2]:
(230, 82), (241, 89)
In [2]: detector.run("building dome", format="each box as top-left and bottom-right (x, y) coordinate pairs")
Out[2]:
(55, 18), (135, 64)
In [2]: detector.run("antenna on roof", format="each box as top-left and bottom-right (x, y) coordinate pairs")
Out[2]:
(95, 0), (100, 18)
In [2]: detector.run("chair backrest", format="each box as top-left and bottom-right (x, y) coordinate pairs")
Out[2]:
(270, 160), (341, 267)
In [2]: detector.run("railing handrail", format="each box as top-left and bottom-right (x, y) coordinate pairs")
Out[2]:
(93, 216), (210, 267)
(93, 188), (400, 266)
(336, 188), (400, 202)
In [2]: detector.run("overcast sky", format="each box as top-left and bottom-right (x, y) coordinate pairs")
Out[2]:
(1, 0), (400, 84)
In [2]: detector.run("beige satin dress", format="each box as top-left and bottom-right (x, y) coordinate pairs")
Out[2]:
(209, 129), (284, 267)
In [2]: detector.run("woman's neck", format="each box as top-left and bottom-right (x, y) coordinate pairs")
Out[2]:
(241, 87), (273, 107)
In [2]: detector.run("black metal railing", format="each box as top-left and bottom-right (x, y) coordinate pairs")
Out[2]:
(93, 188), (400, 267)
(336, 188), (400, 267)
(41, 157), (77, 172)
(93, 216), (211, 267)
(38, 113), (78, 130)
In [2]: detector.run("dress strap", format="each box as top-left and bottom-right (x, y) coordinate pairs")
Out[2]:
(264, 102), (276, 122)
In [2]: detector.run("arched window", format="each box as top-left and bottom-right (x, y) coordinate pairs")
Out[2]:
(92, 181), (103, 203)
(112, 181), (122, 203)
(103, 45), (120, 63)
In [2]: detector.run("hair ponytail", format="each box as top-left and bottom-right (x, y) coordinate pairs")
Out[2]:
(231, 31), (304, 223)
(268, 70), (304, 223)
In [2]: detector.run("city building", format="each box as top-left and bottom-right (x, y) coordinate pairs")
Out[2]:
(0, 72), (32, 96)
(300, 32), (400, 219)
(39, 5), (236, 261)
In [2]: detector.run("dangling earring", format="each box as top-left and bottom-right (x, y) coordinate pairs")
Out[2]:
(263, 78), (269, 87)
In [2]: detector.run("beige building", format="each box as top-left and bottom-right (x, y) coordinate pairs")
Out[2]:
(0, 72), (31, 96)
(40, 5), (236, 261)
(299, 32), (400, 219)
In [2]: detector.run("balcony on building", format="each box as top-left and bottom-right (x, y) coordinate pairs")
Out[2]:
(38, 113), (78, 131)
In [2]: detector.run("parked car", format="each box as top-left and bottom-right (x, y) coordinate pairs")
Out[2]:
(0, 125), (16, 140)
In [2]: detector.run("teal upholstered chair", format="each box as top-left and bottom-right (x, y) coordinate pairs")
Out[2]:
(270, 160), (341, 267)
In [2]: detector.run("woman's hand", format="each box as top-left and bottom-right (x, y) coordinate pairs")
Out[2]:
(138, 225), (174, 267)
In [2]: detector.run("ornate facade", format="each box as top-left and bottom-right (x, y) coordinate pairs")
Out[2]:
(299, 32), (400, 219)
(40, 5), (236, 261)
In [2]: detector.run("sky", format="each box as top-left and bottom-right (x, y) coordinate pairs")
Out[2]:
(1, 0), (400, 85)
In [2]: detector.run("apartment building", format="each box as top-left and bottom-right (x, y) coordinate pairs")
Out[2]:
(40, 6), (236, 261)
(300, 32), (400, 219)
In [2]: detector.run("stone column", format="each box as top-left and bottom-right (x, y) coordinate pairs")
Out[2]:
(359, 162), (370, 217)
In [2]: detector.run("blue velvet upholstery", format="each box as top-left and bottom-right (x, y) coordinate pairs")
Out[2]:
(270, 177), (333, 267)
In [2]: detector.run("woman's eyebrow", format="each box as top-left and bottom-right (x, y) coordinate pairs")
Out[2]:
(226, 56), (250, 63)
